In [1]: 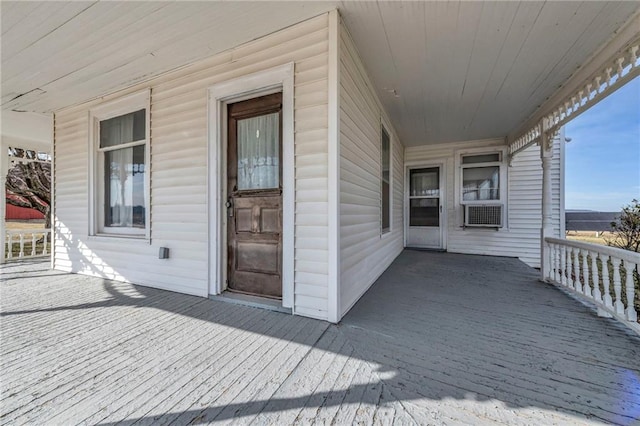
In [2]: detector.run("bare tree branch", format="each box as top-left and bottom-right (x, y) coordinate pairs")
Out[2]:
(607, 199), (640, 253)
(5, 162), (51, 228)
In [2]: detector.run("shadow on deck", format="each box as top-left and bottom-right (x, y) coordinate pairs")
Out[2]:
(1, 251), (639, 425)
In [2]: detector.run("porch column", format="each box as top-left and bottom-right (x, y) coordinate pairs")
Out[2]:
(540, 127), (554, 281)
(0, 140), (7, 264)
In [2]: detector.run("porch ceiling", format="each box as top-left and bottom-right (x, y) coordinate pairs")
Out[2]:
(2, 1), (638, 146)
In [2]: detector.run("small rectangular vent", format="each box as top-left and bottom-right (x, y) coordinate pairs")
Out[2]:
(464, 204), (503, 227)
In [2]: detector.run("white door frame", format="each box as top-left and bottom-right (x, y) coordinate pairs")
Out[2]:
(207, 63), (295, 309)
(404, 160), (447, 250)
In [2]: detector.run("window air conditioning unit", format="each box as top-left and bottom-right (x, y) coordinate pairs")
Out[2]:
(464, 204), (503, 228)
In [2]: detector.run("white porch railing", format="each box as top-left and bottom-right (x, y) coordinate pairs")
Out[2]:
(545, 237), (640, 332)
(5, 229), (51, 260)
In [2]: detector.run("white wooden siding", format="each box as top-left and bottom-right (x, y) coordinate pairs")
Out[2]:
(54, 14), (330, 319)
(338, 21), (404, 317)
(405, 137), (562, 267)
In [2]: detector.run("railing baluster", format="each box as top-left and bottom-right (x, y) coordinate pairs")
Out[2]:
(548, 243), (554, 281)
(19, 234), (25, 258)
(560, 245), (567, 286)
(31, 233), (37, 256)
(601, 255), (612, 309)
(573, 248), (582, 293)
(553, 244), (560, 282)
(582, 250), (591, 298)
(612, 258), (624, 315)
(7, 234), (13, 259)
(566, 247), (574, 288)
(624, 261), (638, 322)
(43, 232), (48, 255)
(551, 243), (557, 281)
(547, 242), (554, 281)
(591, 252), (601, 303)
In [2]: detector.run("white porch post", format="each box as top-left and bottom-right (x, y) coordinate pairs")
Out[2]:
(540, 126), (554, 281)
(0, 141), (7, 264)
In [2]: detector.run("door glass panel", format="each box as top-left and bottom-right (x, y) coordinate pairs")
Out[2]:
(237, 112), (279, 190)
(410, 168), (439, 197)
(409, 167), (440, 227)
(410, 198), (439, 227)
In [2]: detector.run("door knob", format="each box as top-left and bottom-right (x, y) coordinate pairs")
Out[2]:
(226, 197), (233, 217)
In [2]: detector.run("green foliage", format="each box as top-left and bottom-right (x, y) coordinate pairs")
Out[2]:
(607, 199), (640, 252)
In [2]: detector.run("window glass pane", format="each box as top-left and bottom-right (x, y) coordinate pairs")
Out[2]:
(462, 166), (500, 200)
(237, 112), (279, 190)
(410, 198), (439, 226)
(382, 180), (390, 230)
(462, 153), (500, 164)
(100, 109), (146, 148)
(381, 127), (391, 231)
(381, 128), (390, 182)
(410, 168), (439, 197)
(104, 145), (146, 228)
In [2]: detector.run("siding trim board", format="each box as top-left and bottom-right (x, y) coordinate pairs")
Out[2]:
(327, 10), (340, 323)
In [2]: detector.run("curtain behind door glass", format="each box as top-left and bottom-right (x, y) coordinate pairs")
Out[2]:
(237, 112), (279, 190)
(104, 145), (146, 228)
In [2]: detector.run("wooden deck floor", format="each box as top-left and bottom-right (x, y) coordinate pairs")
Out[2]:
(1, 252), (639, 425)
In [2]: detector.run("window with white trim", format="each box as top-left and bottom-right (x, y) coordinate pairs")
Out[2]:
(90, 92), (149, 237)
(461, 152), (501, 203)
(381, 125), (391, 233)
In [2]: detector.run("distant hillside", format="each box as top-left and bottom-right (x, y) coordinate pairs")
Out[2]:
(565, 211), (619, 232)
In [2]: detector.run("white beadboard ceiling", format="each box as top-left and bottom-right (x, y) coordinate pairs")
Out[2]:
(2, 1), (638, 146)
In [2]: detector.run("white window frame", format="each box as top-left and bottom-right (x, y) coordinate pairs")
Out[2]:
(380, 123), (392, 235)
(459, 151), (504, 205)
(455, 146), (508, 229)
(88, 89), (151, 240)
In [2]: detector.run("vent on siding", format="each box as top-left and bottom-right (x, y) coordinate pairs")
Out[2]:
(464, 204), (503, 228)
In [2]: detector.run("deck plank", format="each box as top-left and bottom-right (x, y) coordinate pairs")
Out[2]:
(1, 251), (639, 425)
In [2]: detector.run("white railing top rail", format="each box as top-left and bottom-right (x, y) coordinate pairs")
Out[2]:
(545, 237), (640, 263)
(6, 229), (51, 234)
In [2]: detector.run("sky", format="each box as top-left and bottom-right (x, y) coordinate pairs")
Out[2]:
(564, 76), (640, 212)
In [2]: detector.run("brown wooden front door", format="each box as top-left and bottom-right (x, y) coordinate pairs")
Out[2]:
(227, 93), (283, 299)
